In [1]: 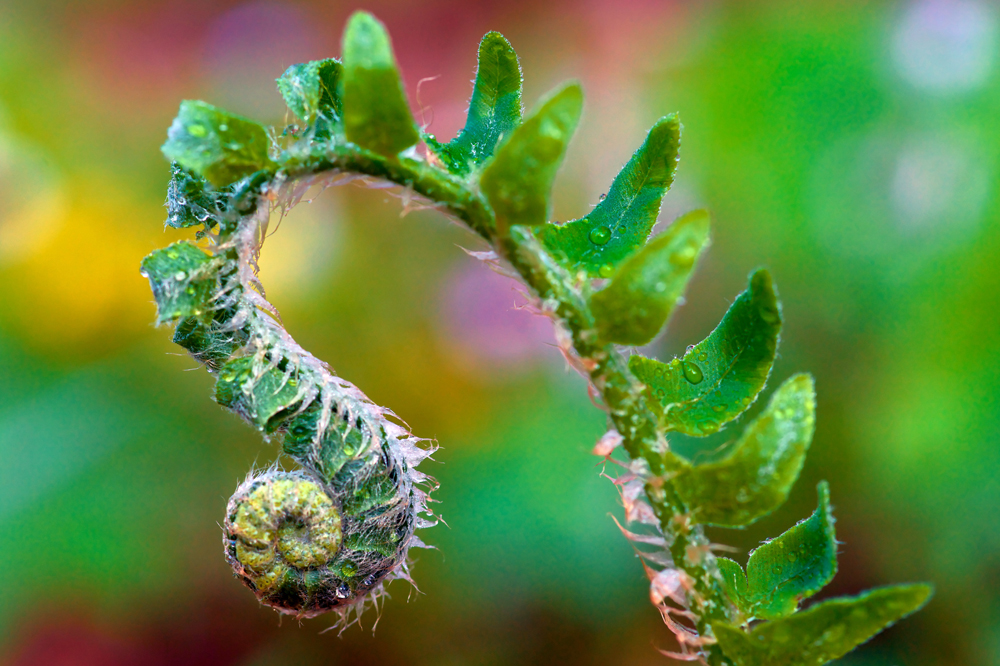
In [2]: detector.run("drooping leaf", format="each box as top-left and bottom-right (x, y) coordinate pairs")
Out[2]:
(479, 82), (583, 231)
(427, 32), (522, 175)
(745, 482), (837, 620)
(629, 268), (781, 436)
(717, 557), (749, 612)
(162, 101), (276, 188)
(589, 209), (710, 345)
(277, 58), (344, 133)
(672, 374), (816, 528)
(341, 11), (419, 156)
(538, 115), (681, 277)
(140, 242), (217, 324)
(712, 584), (933, 666)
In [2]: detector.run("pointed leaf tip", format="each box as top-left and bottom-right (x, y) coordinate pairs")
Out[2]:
(672, 373), (816, 528)
(479, 82), (583, 230)
(629, 267), (781, 436)
(590, 209), (710, 346)
(540, 114), (681, 276)
(745, 481), (837, 620)
(429, 31), (522, 175)
(342, 11), (419, 155)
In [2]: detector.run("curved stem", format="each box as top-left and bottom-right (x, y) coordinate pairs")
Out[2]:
(275, 140), (736, 663)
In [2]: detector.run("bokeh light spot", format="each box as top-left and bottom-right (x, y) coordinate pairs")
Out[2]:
(892, 0), (997, 94)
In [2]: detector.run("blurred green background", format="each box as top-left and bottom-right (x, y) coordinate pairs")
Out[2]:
(0, 0), (996, 664)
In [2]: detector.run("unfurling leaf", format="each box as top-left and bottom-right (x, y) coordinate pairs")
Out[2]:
(672, 374), (816, 528)
(277, 58), (344, 133)
(428, 32), (522, 175)
(539, 115), (681, 276)
(215, 357), (303, 433)
(341, 11), (419, 155)
(589, 209), (709, 346)
(629, 268), (781, 436)
(140, 241), (216, 324)
(712, 584), (933, 666)
(745, 481), (837, 620)
(165, 164), (230, 229)
(479, 82), (583, 231)
(162, 101), (276, 188)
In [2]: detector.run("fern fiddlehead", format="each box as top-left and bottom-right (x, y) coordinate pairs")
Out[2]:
(142, 11), (930, 664)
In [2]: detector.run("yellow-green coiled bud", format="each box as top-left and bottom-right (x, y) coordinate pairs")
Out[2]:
(224, 471), (347, 615)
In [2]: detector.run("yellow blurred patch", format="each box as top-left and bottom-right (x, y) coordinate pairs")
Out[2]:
(0, 191), (161, 358)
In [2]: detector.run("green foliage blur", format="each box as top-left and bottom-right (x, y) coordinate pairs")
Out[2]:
(0, 1), (995, 664)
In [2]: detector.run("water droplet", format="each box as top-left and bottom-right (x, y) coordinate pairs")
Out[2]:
(759, 305), (781, 324)
(697, 352), (707, 362)
(711, 403), (727, 413)
(174, 271), (187, 281)
(166, 251), (179, 259)
(670, 245), (698, 268)
(681, 361), (703, 384)
(219, 123), (229, 132)
(221, 371), (236, 382)
(599, 264), (614, 278)
(654, 281), (667, 293)
(188, 124), (207, 138)
(342, 560), (358, 576)
(598, 193), (607, 201)
(589, 226), (612, 245)
(186, 286), (196, 295)
(787, 552), (797, 562)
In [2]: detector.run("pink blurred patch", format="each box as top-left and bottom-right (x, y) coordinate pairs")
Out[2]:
(437, 260), (558, 378)
(201, 2), (323, 119)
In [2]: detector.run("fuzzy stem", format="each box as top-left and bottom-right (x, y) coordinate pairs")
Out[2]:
(276, 142), (736, 663)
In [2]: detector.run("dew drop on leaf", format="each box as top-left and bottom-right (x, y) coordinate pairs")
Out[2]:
(681, 360), (703, 384)
(670, 245), (698, 268)
(599, 263), (614, 278)
(589, 225), (612, 245)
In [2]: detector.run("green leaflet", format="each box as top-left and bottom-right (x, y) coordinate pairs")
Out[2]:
(538, 115), (681, 277)
(590, 209), (709, 346)
(215, 357), (304, 433)
(162, 101), (276, 188)
(672, 374), (816, 528)
(717, 557), (750, 610)
(427, 32), (522, 176)
(479, 82), (583, 231)
(277, 58), (344, 134)
(341, 11), (419, 156)
(139, 241), (216, 324)
(629, 268), (781, 436)
(745, 481), (837, 620)
(713, 584), (933, 666)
